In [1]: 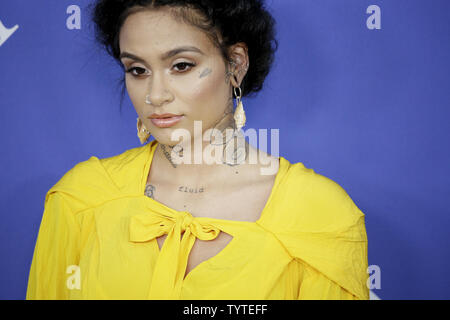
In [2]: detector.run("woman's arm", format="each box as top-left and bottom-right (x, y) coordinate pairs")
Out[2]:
(26, 192), (81, 300)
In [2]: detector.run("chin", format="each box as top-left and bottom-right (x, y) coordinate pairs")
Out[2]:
(152, 132), (185, 147)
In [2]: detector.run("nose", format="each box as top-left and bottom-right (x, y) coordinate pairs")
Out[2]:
(147, 72), (173, 107)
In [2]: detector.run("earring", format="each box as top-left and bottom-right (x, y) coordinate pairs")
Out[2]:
(136, 117), (151, 144)
(233, 85), (246, 133)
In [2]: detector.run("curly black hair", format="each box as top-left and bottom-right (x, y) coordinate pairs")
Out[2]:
(87, 0), (278, 110)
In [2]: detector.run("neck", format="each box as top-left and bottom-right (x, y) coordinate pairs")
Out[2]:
(157, 117), (250, 169)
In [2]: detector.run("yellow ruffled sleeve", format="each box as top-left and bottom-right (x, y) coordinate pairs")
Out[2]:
(291, 213), (369, 300)
(264, 162), (370, 300)
(26, 191), (81, 300)
(26, 155), (121, 300)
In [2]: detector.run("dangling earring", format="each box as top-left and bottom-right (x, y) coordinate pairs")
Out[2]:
(136, 117), (151, 144)
(233, 85), (246, 133)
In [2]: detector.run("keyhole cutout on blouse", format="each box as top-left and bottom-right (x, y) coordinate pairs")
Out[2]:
(156, 230), (234, 279)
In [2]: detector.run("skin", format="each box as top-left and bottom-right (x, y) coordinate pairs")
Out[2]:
(119, 6), (277, 207)
(119, 7), (279, 277)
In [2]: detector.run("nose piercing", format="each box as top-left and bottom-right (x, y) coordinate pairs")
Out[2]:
(145, 94), (152, 105)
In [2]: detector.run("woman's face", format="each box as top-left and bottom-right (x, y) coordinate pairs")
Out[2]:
(119, 7), (237, 146)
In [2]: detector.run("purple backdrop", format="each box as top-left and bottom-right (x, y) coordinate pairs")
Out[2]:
(1, 0), (449, 299)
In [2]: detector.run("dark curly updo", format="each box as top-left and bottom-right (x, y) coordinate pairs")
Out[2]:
(87, 0), (278, 108)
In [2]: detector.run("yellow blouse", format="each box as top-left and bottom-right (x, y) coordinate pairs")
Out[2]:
(26, 140), (369, 300)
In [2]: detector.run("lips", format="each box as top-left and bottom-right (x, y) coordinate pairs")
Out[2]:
(148, 114), (184, 128)
(149, 113), (181, 119)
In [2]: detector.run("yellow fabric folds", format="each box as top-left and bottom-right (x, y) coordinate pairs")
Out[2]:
(129, 210), (220, 299)
(26, 139), (370, 300)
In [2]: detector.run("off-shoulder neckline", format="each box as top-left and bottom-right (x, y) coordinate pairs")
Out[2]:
(140, 139), (290, 226)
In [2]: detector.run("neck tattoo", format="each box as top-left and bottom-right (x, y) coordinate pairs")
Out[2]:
(159, 66), (248, 168)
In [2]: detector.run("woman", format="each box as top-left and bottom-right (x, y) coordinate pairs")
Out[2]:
(26, 0), (369, 300)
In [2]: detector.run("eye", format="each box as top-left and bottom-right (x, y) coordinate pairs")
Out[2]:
(125, 63), (195, 77)
(173, 62), (196, 73)
(125, 67), (149, 77)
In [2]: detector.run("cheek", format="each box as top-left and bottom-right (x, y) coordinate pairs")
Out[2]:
(125, 77), (141, 100)
(194, 71), (222, 97)
(176, 68), (228, 110)
(125, 76), (146, 114)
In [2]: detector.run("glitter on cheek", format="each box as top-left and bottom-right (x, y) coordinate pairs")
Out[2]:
(191, 70), (222, 100)
(199, 68), (213, 78)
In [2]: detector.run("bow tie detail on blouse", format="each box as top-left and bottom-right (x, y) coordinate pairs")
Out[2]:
(129, 208), (221, 299)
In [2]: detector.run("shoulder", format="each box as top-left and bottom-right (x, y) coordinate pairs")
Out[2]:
(98, 143), (150, 184)
(266, 159), (365, 232)
(47, 155), (108, 195)
(46, 144), (150, 213)
(264, 159), (369, 300)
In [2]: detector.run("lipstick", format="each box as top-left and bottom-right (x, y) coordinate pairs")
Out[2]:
(148, 114), (184, 128)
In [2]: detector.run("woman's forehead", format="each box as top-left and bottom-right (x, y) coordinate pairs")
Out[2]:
(119, 9), (213, 53)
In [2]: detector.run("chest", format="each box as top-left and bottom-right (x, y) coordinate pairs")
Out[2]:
(146, 175), (276, 278)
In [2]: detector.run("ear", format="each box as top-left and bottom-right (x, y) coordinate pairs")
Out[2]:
(227, 42), (249, 88)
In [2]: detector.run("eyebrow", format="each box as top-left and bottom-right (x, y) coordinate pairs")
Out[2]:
(119, 46), (205, 63)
